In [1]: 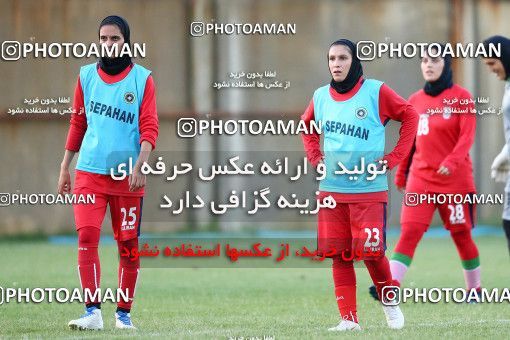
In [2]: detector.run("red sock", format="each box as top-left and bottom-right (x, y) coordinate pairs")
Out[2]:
(332, 257), (358, 323)
(364, 256), (398, 299)
(117, 237), (140, 311)
(450, 229), (479, 261)
(77, 227), (101, 305)
(393, 222), (428, 259)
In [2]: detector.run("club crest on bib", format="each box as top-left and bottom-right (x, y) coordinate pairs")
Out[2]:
(443, 106), (452, 119)
(355, 107), (368, 120)
(124, 92), (135, 104)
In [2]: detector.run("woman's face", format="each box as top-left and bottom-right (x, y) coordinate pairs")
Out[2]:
(328, 44), (352, 82)
(421, 52), (444, 82)
(99, 24), (125, 57)
(484, 58), (506, 80)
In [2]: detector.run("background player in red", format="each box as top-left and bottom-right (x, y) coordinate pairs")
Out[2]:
(57, 15), (158, 330)
(369, 45), (481, 298)
(301, 39), (418, 331)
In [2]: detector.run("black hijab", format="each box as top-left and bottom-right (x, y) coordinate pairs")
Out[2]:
(329, 39), (363, 94)
(483, 35), (510, 80)
(423, 44), (453, 97)
(98, 15), (132, 75)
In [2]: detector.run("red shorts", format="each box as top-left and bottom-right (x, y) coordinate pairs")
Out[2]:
(400, 192), (476, 232)
(317, 201), (387, 259)
(73, 173), (143, 241)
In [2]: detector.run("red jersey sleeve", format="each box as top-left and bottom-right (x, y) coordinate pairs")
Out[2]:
(300, 99), (323, 167)
(394, 139), (416, 188)
(138, 75), (159, 150)
(378, 84), (419, 170)
(440, 93), (476, 173)
(65, 76), (87, 152)
(393, 92), (419, 187)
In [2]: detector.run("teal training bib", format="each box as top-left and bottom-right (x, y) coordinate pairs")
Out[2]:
(313, 79), (387, 193)
(76, 63), (151, 174)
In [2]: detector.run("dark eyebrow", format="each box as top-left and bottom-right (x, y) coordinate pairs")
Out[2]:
(99, 35), (121, 39)
(329, 53), (349, 58)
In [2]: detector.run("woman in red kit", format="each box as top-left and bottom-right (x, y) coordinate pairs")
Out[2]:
(301, 39), (418, 331)
(57, 15), (158, 330)
(370, 44), (481, 298)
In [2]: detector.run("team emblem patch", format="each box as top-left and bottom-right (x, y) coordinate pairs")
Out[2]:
(355, 107), (368, 119)
(124, 92), (135, 104)
(443, 106), (452, 119)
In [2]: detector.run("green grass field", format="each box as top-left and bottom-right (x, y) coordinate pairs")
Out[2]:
(0, 235), (508, 339)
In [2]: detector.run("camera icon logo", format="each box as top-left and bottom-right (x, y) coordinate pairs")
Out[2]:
(177, 118), (198, 138)
(404, 193), (419, 207)
(2, 41), (21, 61)
(0, 193), (11, 206)
(381, 286), (401, 306)
(190, 22), (205, 37)
(357, 41), (376, 61)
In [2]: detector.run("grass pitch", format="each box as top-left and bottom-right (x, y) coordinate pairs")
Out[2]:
(0, 235), (508, 339)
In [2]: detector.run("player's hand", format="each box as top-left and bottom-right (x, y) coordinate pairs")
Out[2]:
(376, 158), (389, 172)
(57, 167), (71, 194)
(490, 148), (510, 182)
(492, 145), (510, 168)
(316, 156), (324, 167)
(437, 165), (450, 176)
(491, 169), (509, 183)
(396, 185), (405, 193)
(129, 163), (146, 192)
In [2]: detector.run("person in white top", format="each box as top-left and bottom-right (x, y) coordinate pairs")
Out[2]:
(482, 35), (510, 255)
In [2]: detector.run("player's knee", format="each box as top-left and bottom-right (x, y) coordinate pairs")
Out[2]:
(363, 255), (385, 267)
(400, 223), (427, 243)
(118, 237), (140, 267)
(332, 255), (352, 266)
(450, 229), (479, 257)
(450, 229), (472, 244)
(77, 226), (100, 248)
